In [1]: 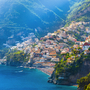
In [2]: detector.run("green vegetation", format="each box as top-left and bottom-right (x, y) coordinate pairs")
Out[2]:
(85, 84), (90, 90)
(55, 58), (67, 79)
(74, 33), (85, 41)
(54, 48), (85, 80)
(75, 16), (88, 22)
(32, 44), (37, 48)
(77, 73), (90, 90)
(66, 40), (75, 46)
(67, 0), (90, 22)
(7, 50), (30, 66)
(83, 53), (90, 60)
(0, 48), (9, 59)
(64, 21), (71, 27)
(58, 39), (64, 43)
(88, 47), (90, 50)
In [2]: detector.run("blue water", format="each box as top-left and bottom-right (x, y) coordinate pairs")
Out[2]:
(0, 65), (77, 90)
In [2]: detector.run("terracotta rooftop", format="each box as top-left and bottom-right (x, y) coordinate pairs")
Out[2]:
(83, 42), (90, 46)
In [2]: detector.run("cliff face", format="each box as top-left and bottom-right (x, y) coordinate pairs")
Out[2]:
(48, 60), (90, 85)
(69, 60), (90, 83)
(6, 59), (23, 66)
(5, 50), (31, 67)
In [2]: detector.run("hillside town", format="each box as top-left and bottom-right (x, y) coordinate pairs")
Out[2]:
(5, 21), (90, 76)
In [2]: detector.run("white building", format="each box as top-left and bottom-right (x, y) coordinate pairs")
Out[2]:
(83, 42), (90, 50)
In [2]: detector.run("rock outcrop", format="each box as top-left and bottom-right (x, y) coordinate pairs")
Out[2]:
(48, 60), (90, 85)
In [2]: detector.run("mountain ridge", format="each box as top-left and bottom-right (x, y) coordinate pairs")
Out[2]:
(0, 0), (90, 49)
(0, 0), (71, 49)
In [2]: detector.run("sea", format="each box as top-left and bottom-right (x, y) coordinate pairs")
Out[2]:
(0, 65), (77, 90)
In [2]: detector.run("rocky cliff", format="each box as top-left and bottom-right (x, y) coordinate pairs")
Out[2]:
(48, 59), (90, 85)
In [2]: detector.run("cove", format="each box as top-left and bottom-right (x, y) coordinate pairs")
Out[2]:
(0, 65), (77, 90)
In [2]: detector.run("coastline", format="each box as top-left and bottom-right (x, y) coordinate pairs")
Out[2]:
(0, 65), (77, 90)
(37, 68), (52, 76)
(37, 67), (78, 87)
(24, 66), (52, 76)
(1, 64), (78, 87)
(29, 66), (54, 76)
(0, 64), (53, 77)
(10, 65), (79, 87)
(72, 84), (78, 87)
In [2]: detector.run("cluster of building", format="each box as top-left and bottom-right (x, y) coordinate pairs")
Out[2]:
(66, 35), (90, 65)
(10, 21), (90, 75)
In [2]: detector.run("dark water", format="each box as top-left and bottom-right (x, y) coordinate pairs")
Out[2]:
(0, 65), (77, 90)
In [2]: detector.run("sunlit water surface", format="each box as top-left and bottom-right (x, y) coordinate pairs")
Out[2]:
(0, 65), (77, 90)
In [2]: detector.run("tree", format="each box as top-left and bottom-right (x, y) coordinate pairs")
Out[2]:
(6, 50), (30, 66)
(88, 47), (90, 51)
(85, 83), (90, 90)
(77, 73), (90, 89)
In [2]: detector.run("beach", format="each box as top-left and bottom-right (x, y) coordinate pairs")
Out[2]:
(37, 67), (54, 76)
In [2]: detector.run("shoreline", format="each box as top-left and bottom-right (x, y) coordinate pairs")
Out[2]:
(24, 66), (52, 76)
(37, 68), (51, 76)
(36, 67), (78, 87)
(1, 64), (78, 87)
(72, 84), (78, 87)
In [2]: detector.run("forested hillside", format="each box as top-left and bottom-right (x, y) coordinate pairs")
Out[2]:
(0, 0), (86, 49)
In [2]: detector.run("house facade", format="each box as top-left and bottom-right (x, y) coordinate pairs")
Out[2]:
(83, 42), (90, 50)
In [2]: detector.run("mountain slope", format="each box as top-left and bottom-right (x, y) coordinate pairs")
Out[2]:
(0, 0), (71, 49)
(67, 0), (90, 22)
(0, 0), (88, 49)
